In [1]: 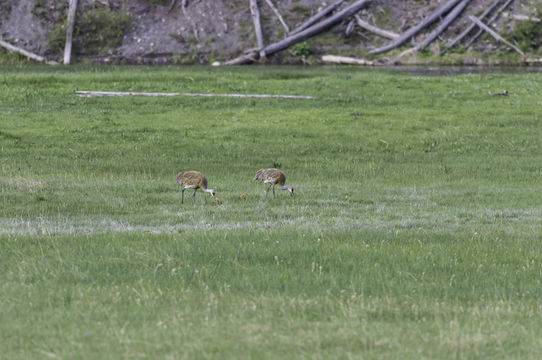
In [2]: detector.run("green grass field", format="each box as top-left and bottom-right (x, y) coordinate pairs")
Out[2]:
(1, 64), (542, 359)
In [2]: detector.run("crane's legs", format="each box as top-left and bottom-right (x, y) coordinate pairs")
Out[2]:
(265, 183), (272, 199)
(272, 184), (276, 198)
(181, 188), (185, 204)
(193, 189), (197, 204)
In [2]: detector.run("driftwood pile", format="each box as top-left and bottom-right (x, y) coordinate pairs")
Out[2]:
(220, 0), (524, 66)
(0, 0), (529, 65)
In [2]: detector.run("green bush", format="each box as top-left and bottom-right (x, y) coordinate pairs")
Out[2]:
(291, 42), (312, 57)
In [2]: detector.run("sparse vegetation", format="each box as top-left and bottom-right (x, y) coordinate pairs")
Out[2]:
(506, 6), (542, 53)
(47, 3), (131, 57)
(0, 46), (26, 64)
(291, 4), (311, 17)
(2, 65), (542, 358)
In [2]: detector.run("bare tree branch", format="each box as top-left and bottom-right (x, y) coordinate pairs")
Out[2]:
(0, 38), (57, 64)
(369, 0), (464, 55)
(250, 0), (265, 56)
(468, 15), (524, 55)
(75, 90), (314, 99)
(443, 0), (503, 54)
(222, 50), (259, 65)
(263, 0), (290, 35)
(64, 0), (78, 65)
(261, 0), (372, 56)
(502, 12), (541, 22)
(464, 0), (513, 48)
(290, 0), (346, 35)
(354, 14), (398, 40)
(413, 0), (471, 52)
(322, 54), (375, 65)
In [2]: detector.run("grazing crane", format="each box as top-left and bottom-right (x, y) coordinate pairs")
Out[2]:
(254, 168), (294, 199)
(176, 170), (216, 204)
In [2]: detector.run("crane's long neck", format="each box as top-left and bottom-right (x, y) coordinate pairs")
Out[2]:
(280, 185), (294, 198)
(204, 188), (215, 197)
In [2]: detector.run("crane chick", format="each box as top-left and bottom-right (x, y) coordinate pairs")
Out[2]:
(176, 170), (216, 204)
(253, 168), (294, 199)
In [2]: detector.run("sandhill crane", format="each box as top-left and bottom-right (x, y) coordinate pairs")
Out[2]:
(176, 171), (216, 204)
(254, 168), (294, 199)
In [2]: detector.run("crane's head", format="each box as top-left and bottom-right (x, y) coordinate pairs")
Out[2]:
(208, 189), (216, 198)
(286, 186), (294, 198)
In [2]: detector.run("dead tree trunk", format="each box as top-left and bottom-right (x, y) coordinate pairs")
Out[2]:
(322, 54), (375, 65)
(369, 0), (464, 55)
(250, 0), (265, 57)
(443, 0), (503, 54)
(354, 14), (398, 40)
(75, 90), (314, 99)
(414, 0), (471, 52)
(290, 0), (346, 35)
(222, 50), (259, 65)
(468, 15), (524, 55)
(0, 39), (57, 64)
(464, 0), (513, 48)
(264, 0), (290, 35)
(261, 0), (372, 56)
(64, 0), (78, 65)
(502, 12), (541, 22)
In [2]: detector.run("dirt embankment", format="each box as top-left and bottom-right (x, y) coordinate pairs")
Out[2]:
(0, 0), (539, 65)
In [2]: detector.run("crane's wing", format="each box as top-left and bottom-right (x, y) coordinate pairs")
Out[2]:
(178, 171), (207, 188)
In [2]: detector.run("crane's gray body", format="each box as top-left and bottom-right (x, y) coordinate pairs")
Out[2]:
(254, 168), (294, 199)
(177, 170), (215, 203)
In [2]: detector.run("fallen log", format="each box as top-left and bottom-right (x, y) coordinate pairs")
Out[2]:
(222, 50), (259, 65)
(413, 0), (471, 52)
(250, 0), (265, 56)
(264, 0), (290, 35)
(502, 12), (541, 22)
(261, 0), (372, 56)
(443, 0), (503, 54)
(369, 0), (464, 55)
(345, 20), (356, 36)
(64, 0), (79, 65)
(322, 54), (375, 65)
(75, 90), (314, 99)
(468, 15), (524, 56)
(464, 0), (513, 48)
(354, 14), (398, 40)
(0, 39), (57, 64)
(290, 0), (346, 36)
(488, 90), (509, 96)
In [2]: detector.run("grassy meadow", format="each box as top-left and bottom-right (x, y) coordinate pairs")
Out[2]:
(1, 64), (542, 359)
